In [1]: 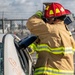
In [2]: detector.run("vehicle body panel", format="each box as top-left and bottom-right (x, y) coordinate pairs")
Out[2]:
(4, 34), (25, 75)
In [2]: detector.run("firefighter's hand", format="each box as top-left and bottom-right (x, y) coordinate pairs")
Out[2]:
(35, 10), (43, 18)
(27, 47), (34, 54)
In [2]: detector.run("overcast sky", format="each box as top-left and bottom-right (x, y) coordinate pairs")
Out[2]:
(0, 0), (75, 19)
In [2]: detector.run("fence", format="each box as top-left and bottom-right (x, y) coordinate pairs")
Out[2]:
(0, 18), (31, 39)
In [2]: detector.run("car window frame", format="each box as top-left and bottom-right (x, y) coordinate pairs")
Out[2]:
(14, 40), (30, 75)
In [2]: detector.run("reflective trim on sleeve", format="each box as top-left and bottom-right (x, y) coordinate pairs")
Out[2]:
(34, 67), (74, 75)
(36, 44), (73, 54)
(29, 43), (37, 54)
(29, 43), (37, 50)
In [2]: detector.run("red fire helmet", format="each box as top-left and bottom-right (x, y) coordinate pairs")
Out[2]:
(44, 2), (71, 18)
(65, 9), (71, 14)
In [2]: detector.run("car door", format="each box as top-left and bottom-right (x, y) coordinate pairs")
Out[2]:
(4, 34), (29, 75)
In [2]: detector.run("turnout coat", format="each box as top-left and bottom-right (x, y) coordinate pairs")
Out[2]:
(26, 14), (75, 75)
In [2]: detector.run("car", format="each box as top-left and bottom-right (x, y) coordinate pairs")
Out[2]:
(0, 33), (37, 75)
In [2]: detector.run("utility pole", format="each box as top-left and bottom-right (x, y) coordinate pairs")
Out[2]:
(21, 20), (23, 35)
(2, 11), (4, 33)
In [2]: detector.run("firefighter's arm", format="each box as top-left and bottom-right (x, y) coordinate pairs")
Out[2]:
(26, 12), (47, 36)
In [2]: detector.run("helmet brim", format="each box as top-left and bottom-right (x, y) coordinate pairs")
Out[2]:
(65, 9), (71, 15)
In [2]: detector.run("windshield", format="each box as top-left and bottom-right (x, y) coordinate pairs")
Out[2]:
(0, 43), (4, 75)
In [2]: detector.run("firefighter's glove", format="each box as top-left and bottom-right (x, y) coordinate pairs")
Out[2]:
(35, 10), (43, 18)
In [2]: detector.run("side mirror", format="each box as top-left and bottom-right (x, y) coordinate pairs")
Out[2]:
(18, 35), (37, 49)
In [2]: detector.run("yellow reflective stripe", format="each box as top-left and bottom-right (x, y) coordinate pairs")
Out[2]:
(29, 44), (74, 54)
(45, 5), (49, 10)
(36, 44), (73, 54)
(73, 48), (75, 51)
(49, 10), (54, 15)
(29, 43), (36, 50)
(28, 43), (37, 54)
(56, 8), (60, 13)
(34, 67), (74, 75)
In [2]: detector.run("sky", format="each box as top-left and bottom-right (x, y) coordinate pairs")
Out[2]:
(0, 0), (75, 19)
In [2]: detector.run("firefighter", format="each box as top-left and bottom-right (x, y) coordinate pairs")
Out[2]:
(26, 2), (75, 75)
